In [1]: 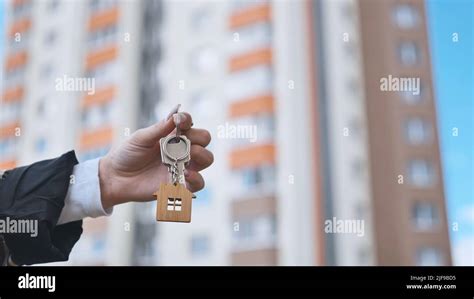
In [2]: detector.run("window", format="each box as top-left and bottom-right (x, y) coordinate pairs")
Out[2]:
(232, 164), (276, 197)
(404, 118), (432, 145)
(12, 0), (31, 18)
(228, 114), (275, 147)
(237, 219), (255, 241)
(408, 160), (435, 187)
(4, 67), (26, 89)
(85, 62), (118, 86)
(398, 42), (420, 66)
(37, 99), (46, 117)
(355, 201), (366, 221)
(347, 118), (362, 138)
(392, 4), (419, 29)
(10, 32), (30, 52)
(190, 90), (217, 120)
(243, 167), (264, 187)
(88, 25), (118, 50)
(190, 235), (210, 257)
(346, 77), (360, 96)
(340, 2), (355, 20)
(416, 247), (443, 266)
(89, 0), (99, 10)
(92, 236), (105, 254)
(412, 202), (439, 230)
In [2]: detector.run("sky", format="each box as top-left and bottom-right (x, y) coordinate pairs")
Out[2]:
(426, 0), (474, 265)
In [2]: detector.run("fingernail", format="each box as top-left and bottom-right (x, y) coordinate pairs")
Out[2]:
(166, 104), (181, 120)
(184, 169), (190, 177)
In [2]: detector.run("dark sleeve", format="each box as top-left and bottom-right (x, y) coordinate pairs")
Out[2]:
(0, 151), (83, 265)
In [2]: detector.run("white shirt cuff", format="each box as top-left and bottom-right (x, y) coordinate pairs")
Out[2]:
(57, 158), (113, 225)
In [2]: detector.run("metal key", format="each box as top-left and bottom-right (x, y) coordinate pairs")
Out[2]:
(160, 135), (191, 185)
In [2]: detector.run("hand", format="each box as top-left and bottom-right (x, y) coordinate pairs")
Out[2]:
(98, 111), (213, 209)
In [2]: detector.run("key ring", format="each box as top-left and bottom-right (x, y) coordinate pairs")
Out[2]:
(161, 135), (191, 162)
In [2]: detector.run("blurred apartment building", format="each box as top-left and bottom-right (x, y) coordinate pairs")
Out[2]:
(0, 0), (451, 266)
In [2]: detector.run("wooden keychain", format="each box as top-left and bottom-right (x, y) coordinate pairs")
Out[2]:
(154, 108), (195, 223)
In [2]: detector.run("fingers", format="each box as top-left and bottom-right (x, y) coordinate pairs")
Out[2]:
(184, 128), (212, 147)
(184, 170), (205, 192)
(131, 111), (193, 147)
(188, 144), (214, 171)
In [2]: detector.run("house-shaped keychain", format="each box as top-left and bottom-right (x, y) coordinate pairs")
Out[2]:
(154, 183), (194, 223)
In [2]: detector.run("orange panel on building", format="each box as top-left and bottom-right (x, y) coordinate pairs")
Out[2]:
(85, 46), (118, 70)
(229, 48), (272, 72)
(0, 160), (17, 170)
(2, 86), (24, 103)
(88, 7), (119, 31)
(82, 86), (116, 108)
(230, 144), (276, 169)
(229, 4), (271, 29)
(229, 94), (274, 118)
(79, 126), (114, 150)
(0, 122), (20, 139)
(5, 51), (27, 72)
(9, 18), (31, 37)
